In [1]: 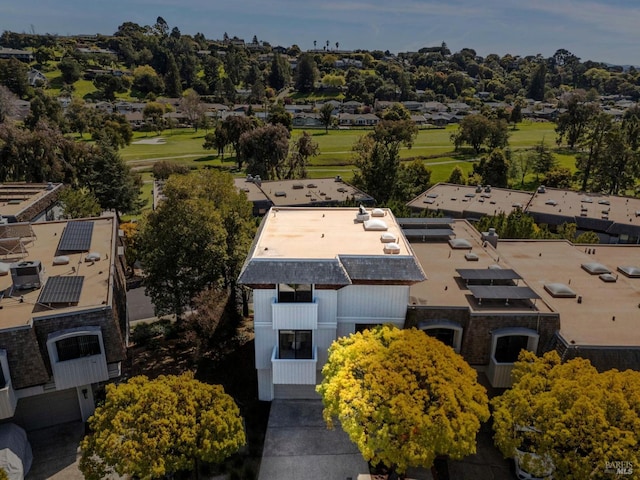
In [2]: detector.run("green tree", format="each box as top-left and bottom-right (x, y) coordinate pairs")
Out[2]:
(267, 103), (292, 131)
(286, 130), (319, 179)
(268, 53), (291, 90)
(575, 231), (599, 243)
(143, 101), (166, 135)
(91, 113), (133, 150)
(476, 148), (509, 188)
(527, 62), (547, 101)
(575, 112), (611, 191)
(132, 65), (164, 97)
(24, 90), (64, 130)
(317, 326), (489, 476)
(555, 94), (599, 149)
(295, 53), (317, 93)
(221, 115), (257, 169)
(180, 89), (206, 131)
(476, 208), (548, 239)
(319, 102), (334, 133)
(492, 351), (640, 480)
(451, 114), (508, 154)
(151, 160), (190, 180)
(531, 139), (557, 180)
(395, 160), (432, 200)
(58, 57), (83, 84)
(0, 85), (18, 123)
(447, 165), (466, 185)
(84, 144), (143, 216)
(203, 125), (229, 159)
(80, 373), (245, 480)
(0, 58), (31, 98)
(240, 123), (290, 180)
(164, 53), (182, 97)
(65, 98), (92, 137)
(542, 167), (573, 188)
(58, 187), (102, 219)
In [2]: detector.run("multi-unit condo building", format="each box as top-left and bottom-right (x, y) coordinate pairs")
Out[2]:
(0, 183), (63, 224)
(0, 215), (128, 430)
(240, 206), (640, 399)
(237, 207), (426, 400)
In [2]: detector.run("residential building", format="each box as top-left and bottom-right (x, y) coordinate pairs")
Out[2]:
(0, 183), (63, 224)
(0, 48), (33, 62)
(408, 183), (640, 244)
(0, 215), (128, 430)
(237, 207), (426, 400)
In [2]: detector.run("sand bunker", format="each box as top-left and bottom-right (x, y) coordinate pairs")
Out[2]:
(132, 137), (167, 145)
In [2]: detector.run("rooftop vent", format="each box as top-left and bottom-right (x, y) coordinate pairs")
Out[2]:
(306, 183), (317, 188)
(85, 252), (101, 262)
(599, 273), (617, 283)
(581, 197), (593, 203)
(476, 185), (483, 193)
(380, 232), (397, 243)
(52, 256), (70, 266)
(46, 181), (54, 190)
(334, 175), (343, 182)
(355, 205), (370, 222)
(537, 185), (546, 193)
(484, 185), (492, 193)
(581, 262), (610, 275)
(617, 265), (640, 278)
(337, 187), (347, 193)
(292, 183), (304, 190)
(363, 219), (388, 231)
(465, 193), (476, 198)
(423, 198), (435, 204)
(383, 242), (400, 254)
(598, 199), (610, 205)
(488, 264), (502, 270)
(512, 203), (523, 208)
(274, 191), (287, 197)
(427, 193), (438, 199)
(245, 174), (253, 182)
(544, 283), (576, 298)
(464, 252), (479, 261)
(545, 199), (557, 206)
(0, 262), (9, 276)
(371, 208), (385, 217)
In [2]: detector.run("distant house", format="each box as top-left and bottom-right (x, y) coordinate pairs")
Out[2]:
(341, 100), (363, 114)
(0, 48), (33, 62)
(338, 113), (380, 126)
(27, 69), (47, 87)
(292, 113), (323, 128)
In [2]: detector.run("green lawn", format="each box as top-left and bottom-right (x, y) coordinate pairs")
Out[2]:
(121, 122), (571, 186)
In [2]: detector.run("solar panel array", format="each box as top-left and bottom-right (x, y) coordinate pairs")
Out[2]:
(456, 269), (523, 281)
(58, 221), (94, 252)
(468, 285), (540, 300)
(38, 276), (85, 304)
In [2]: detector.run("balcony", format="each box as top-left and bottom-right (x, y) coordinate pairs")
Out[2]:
(272, 346), (317, 385)
(487, 357), (514, 388)
(272, 298), (318, 330)
(52, 354), (110, 390)
(0, 382), (17, 419)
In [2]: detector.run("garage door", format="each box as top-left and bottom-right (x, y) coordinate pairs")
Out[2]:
(12, 389), (81, 431)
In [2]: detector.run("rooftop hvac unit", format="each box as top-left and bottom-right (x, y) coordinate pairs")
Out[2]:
(10, 260), (44, 290)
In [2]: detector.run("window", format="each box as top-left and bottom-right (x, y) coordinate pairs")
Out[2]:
(425, 328), (456, 348)
(56, 335), (101, 361)
(494, 335), (529, 363)
(278, 284), (312, 303)
(278, 330), (312, 359)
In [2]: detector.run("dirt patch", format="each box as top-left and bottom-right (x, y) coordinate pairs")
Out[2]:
(132, 137), (166, 145)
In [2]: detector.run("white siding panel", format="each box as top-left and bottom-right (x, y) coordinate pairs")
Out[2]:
(52, 355), (109, 390)
(337, 285), (409, 319)
(337, 323), (354, 339)
(315, 290), (337, 324)
(272, 301), (318, 330)
(487, 359), (514, 388)
(257, 369), (273, 401)
(253, 289), (275, 324)
(315, 324), (337, 368)
(272, 347), (317, 384)
(254, 324), (277, 370)
(0, 385), (16, 420)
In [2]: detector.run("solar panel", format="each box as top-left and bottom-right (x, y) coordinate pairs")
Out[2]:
(402, 228), (455, 240)
(457, 269), (523, 281)
(468, 285), (540, 300)
(58, 221), (94, 252)
(38, 276), (84, 304)
(398, 218), (454, 228)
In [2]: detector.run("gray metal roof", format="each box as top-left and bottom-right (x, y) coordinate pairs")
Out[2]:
(468, 285), (540, 300)
(237, 259), (351, 285)
(397, 217), (454, 227)
(402, 229), (454, 240)
(338, 255), (426, 282)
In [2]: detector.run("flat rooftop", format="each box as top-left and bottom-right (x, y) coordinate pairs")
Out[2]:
(407, 183), (533, 218)
(0, 183), (62, 218)
(410, 220), (640, 347)
(527, 187), (640, 231)
(498, 240), (640, 347)
(253, 207), (412, 259)
(233, 178), (270, 204)
(0, 216), (116, 330)
(409, 221), (554, 314)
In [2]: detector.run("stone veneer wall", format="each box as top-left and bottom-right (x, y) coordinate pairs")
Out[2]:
(406, 306), (560, 365)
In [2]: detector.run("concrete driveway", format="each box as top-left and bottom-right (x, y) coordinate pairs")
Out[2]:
(258, 399), (370, 480)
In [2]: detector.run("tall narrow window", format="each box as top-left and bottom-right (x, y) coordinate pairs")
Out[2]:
(278, 284), (312, 303)
(278, 330), (312, 359)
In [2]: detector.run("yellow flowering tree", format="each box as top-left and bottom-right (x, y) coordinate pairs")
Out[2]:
(79, 373), (245, 480)
(492, 351), (640, 479)
(317, 325), (490, 476)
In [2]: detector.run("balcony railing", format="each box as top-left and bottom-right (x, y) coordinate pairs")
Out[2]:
(52, 354), (110, 390)
(271, 346), (317, 385)
(487, 357), (515, 388)
(0, 382), (17, 420)
(272, 298), (318, 330)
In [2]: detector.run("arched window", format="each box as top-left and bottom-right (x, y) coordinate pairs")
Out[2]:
(47, 327), (104, 363)
(419, 321), (463, 353)
(490, 328), (539, 364)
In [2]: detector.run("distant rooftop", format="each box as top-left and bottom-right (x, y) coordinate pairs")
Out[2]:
(407, 183), (533, 219)
(0, 216), (117, 330)
(0, 183), (62, 220)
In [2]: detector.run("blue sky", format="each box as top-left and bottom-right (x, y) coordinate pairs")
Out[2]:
(1, 0), (639, 65)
